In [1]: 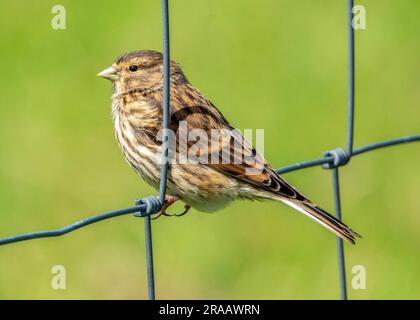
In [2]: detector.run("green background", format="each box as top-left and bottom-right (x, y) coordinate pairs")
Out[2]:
(0, 0), (418, 299)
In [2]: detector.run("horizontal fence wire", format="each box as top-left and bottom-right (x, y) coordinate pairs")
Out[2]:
(0, 204), (146, 245)
(0, 0), (419, 300)
(276, 135), (420, 175)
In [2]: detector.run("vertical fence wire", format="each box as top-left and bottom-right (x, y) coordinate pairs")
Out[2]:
(332, 0), (355, 300)
(143, 0), (171, 301)
(144, 215), (155, 299)
(347, 0), (355, 156)
(332, 168), (348, 300)
(159, 0), (171, 206)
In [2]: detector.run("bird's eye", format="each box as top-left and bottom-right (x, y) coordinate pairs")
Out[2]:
(129, 65), (138, 72)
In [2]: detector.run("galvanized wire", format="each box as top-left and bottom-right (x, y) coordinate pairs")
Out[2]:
(142, 0), (172, 301)
(143, 214), (155, 300)
(347, 0), (355, 157)
(333, 0), (355, 300)
(276, 135), (420, 175)
(332, 167), (348, 300)
(0, 0), (419, 300)
(159, 0), (171, 207)
(0, 202), (152, 246)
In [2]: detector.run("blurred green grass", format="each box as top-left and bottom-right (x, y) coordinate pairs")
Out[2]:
(0, 0), (419, 299)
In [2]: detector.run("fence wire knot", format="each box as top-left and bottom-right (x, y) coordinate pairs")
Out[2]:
(322, 148), (351, 169)
(134, 196), (161, 217)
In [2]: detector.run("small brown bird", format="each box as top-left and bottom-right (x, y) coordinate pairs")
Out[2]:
(98, 50), (360, 244)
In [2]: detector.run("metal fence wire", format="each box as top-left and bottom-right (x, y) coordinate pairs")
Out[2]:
(0, 0), (419, 300)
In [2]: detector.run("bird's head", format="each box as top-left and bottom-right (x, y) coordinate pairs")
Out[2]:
(98, 50), (186, 93)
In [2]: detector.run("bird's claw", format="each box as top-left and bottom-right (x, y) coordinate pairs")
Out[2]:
(162, 204), (191, 217)
(152, 203), (191, 219)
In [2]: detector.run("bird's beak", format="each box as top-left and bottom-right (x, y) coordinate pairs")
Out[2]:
(97, 66), (117, 81)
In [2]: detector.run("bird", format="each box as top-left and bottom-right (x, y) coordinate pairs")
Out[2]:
(98, 50), (360, 244)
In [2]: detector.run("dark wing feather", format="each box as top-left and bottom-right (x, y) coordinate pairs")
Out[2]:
(168, 84), (305, 201)
(165, 83), (360, 243)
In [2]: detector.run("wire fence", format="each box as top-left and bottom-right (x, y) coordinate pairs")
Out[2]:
(0, 0), (419, 300)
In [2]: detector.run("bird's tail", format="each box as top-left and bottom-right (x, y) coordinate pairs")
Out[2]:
(280, 198), (361, 244)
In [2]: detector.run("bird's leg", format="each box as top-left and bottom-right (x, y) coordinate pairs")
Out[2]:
(161, 195), (181, 217)
(152, 195), (191, 219)
(152, 195), (178, 220)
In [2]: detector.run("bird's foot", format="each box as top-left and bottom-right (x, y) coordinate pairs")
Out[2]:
(164, 204), (191, 217)
(152, 195), (191, 219)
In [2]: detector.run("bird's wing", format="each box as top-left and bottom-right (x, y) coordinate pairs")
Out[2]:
(168, 84), (306, 201)
(166, 84), (360, 243)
